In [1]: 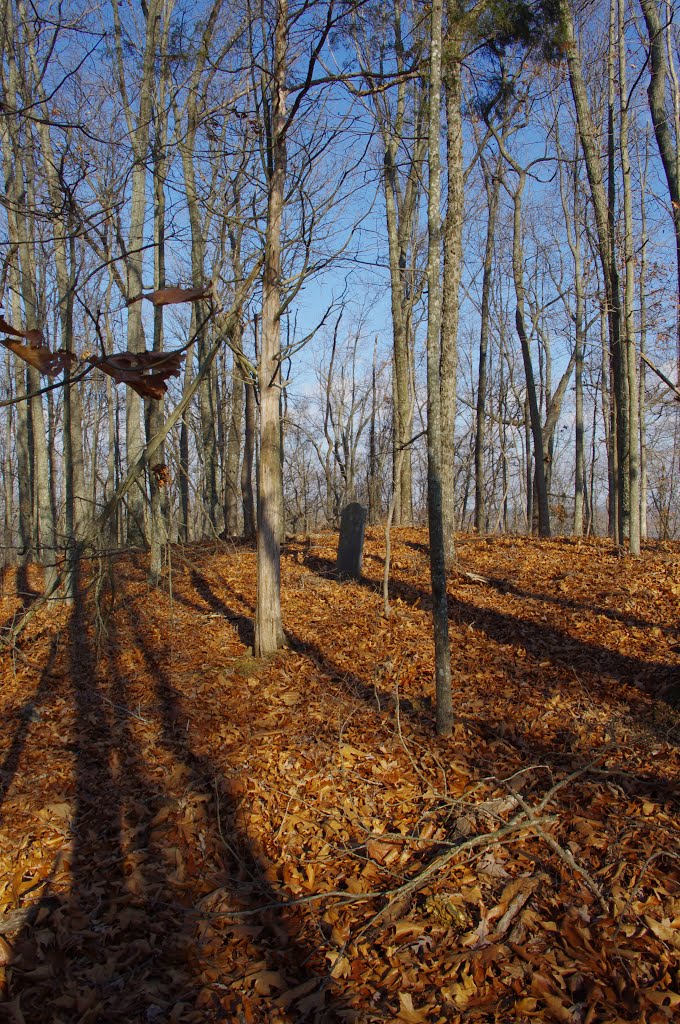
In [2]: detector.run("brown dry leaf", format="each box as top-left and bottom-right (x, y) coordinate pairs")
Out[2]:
(0, 313), (44, 346)
(393, 920), (426, 941)
(531, 973), (576, 1023)
(366, 838), (401, 865)
(279, 691), (301, 706)
(397, 992), (430, 1023)
(274, 977), (320, 1009)
(449, 967), (477, 1010)
(326, 952), (351, 979)
(644, 989), (680, 1009)
(644, 916), (680, 949)
(0, 934), (12, 965)
(477, 849), (510, 879)
(125, 283), (213, 306)
(0, 338), (75, 376)
(297, 987), (328, 1016)
(89, 349), (185, 399)
(248, 969), (284, 996)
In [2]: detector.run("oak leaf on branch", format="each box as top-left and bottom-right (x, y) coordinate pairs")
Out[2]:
(0, 312), (44, 346)
(126, 283), (213, 307)
(88, 350), (185, 399)
(0, 337), (76, 376)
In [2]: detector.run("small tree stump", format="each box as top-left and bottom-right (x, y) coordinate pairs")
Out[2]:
(336, 502), (367, 580)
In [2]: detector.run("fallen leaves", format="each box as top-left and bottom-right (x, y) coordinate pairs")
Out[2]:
(0, 532), (678, 1022)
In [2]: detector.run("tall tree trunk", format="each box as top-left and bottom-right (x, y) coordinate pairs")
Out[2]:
(559, 0), (627, 544)
(3, 367), (15, 566)
(441, 9), (464, 563)
(639, 138), (649, 541)
(242, 369), (257, 541)
(638, 0), (680, 380)
(6, 135), (57, 586)
(511, 175), (551, 537)
(255, 0), (287, 656)
(474, 162), (500, 533)
(178, 346), (193, 543)
(368, 338), (380, 526)
(147, 64), (170, 586)
(618, 0), (640, 554)
(20, 0), (88, 571)
(426, 0), (452, 737)
(112, 0), (161, 545)
(600, 299), (617, 538)
(378, 12), (427, 526)
(225, 336), (245, 536)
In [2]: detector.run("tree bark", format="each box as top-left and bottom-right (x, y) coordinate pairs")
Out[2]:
(618, 0), (640, 554)
(511, 175), (551, 537)
(559, 0), (627, 544)
(112, 0), (161, 546)
(242, 368), (257, 541)
(441, 6), (464, 563)
(638, 0), (680, 380)
(474, 161), (500, 533)
(255, 0), (288, 656)
(426, 0), (452, 737)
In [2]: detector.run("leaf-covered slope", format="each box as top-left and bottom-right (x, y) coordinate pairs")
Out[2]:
(0, 532), (678, 1022)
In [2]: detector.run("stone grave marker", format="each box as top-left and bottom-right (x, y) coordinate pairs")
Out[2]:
(336, 502), (367, 580)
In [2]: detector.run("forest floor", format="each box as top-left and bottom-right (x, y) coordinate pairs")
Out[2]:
(0, 529), (678, 1024)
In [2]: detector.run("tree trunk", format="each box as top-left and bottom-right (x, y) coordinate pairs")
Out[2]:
(618, 0), (640, 554)
(474, 162), (500, 533)
(511, 175), (551, 537)
(112, 0), (161, 546)
(426, 0), (452, 737)
(638, 0), (680, 380)
(440, 12), (463, 563)
(242, 370), (257, 541)
(225, 337), (245, 536)
(255, 0), (287, 656)
(639, 139), (649, 541)
(559, 0), (627, 544)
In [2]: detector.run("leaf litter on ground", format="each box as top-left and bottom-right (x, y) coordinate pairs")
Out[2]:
(0, 530), (678, 1022)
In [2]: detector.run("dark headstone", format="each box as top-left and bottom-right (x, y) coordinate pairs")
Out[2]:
(336, 502), (367, 580)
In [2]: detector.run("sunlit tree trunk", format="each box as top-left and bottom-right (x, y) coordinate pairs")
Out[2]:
(242, 368), (257, 541)
(255, 0), (287, 656)
(441, 6), (464, 562)
(3, 365), (15, 565)
(511, 172), (551, 537)
(147, 39), (171, 585)
(559, 0), (627, 544)
(639, 138), (649, 540)
(225, 333), (245, 537)
(638, 0), (680, 379)
(19, 0), (87, 574)
(426, 0), (452, 737)
(112, 0), (161, 545)
(474, 160), (500, 534)
(618, 0), (640, 554)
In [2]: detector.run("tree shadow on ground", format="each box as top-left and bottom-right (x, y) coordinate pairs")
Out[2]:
(300, 551), (680, 714)
(0, 636), (60, 815)
(3, 567), (341, 1023)
(0, 565), (45, 634)
(190, 569), (254, 649)
(403, 537), (680, 638)
(189, 569), (675, 798)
